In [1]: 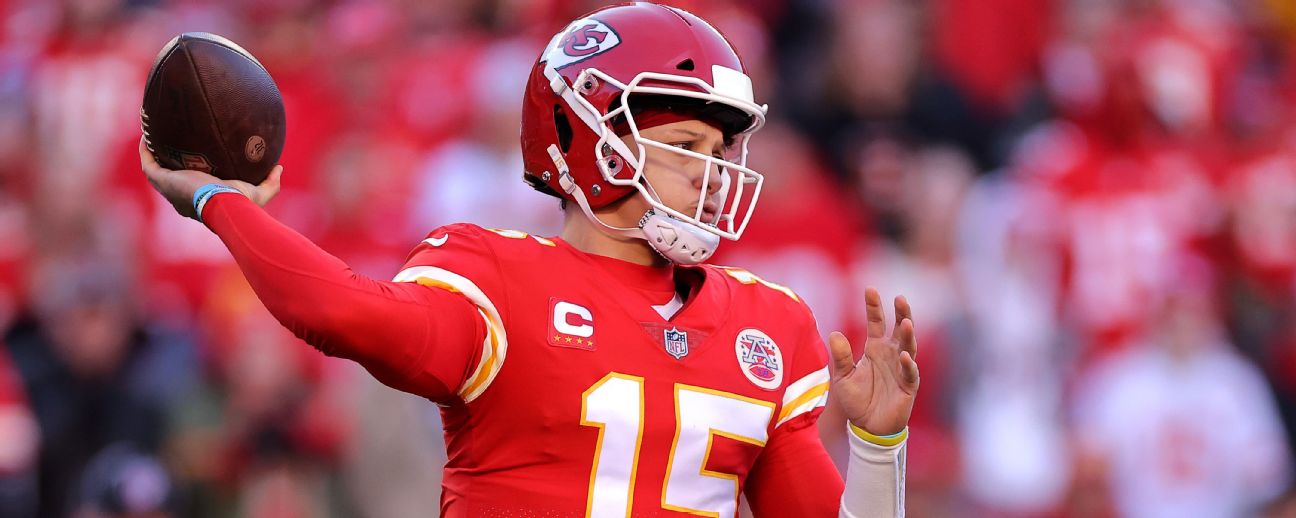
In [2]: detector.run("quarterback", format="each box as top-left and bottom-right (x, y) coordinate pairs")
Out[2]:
(140, 3), (919, 517)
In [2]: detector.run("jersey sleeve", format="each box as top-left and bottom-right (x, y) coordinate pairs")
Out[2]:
(201, 194), (486, 403)
(745, 294), (841, 515)
(392, 223), (511, 403)
(774, 301), (831, 431)
(745, 420), (843, 517)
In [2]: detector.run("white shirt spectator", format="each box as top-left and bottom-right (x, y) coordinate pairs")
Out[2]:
(1073, 340), (1291, 518)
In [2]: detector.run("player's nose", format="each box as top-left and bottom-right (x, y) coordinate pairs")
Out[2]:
(694, 161), (723, 196)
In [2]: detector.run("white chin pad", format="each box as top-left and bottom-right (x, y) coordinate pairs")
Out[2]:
(639, 210), (720, 265)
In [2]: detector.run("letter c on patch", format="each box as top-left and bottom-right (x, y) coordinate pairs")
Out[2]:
(554, 301), (594, 338)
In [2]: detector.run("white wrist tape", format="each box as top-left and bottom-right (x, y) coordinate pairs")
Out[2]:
(840, 425), (907, 518)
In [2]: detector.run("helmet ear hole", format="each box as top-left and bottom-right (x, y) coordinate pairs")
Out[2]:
(675, 58), (694, 71)
(553, 104), (573, 153)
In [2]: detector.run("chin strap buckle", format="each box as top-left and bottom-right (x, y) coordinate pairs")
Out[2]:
(548, 144), (579, 195)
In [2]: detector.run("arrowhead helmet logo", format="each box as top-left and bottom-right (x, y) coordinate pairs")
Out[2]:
(542, 18), (622, 70)
(562, 24), (609, 57)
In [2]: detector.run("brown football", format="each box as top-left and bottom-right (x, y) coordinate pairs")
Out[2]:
(141, 32), (284, 185)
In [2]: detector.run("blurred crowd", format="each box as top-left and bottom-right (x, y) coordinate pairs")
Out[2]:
(4, 0), (1296, 516)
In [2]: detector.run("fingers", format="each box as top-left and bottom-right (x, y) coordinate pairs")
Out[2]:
(899, 350), (920, 390)
(244, 166), (283, 206)
(263, 165), (283, 187)
(262, 166), (283, 194)
(139, 136), (164, 179)
(139, 138), (174, 196)
(893, 293), (917, 360)
(827, 331), (856, 378)
(138, 136), (152, 165)
(894, 295), (912, 333)
(896, 317), (917, 360)
(864, 287), (886, 338)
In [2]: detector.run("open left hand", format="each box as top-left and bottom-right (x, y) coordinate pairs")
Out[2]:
(139, 136), (282, 220)
(827, 288), (919, 436)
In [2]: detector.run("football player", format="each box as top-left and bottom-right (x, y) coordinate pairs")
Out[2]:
(139, 3), (919, 516)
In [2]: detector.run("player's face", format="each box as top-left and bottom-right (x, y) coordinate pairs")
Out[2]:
(622, 119), (729, 223)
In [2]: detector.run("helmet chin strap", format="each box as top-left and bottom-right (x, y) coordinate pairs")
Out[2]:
(638, 209), (720, 264)
(549, 144), (718, 265)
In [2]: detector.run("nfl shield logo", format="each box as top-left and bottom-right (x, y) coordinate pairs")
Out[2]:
(663, 328), (689, 360)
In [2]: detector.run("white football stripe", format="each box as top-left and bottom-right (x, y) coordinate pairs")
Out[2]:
(393, 265), (507, 403)
(775, 397), (827, 428)
(782, 366), (830, 408)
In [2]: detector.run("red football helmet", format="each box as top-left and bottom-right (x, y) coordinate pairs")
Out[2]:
(520, 2), (767, 264)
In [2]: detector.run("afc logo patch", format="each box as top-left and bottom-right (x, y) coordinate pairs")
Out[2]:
(542, 18), (622, 70)
(734, 328), (783, 390)
(548, 298), (595, 351)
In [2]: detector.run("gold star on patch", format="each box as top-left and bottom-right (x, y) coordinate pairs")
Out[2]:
(564, 337), (573, 343)
(575, 338), (584, 345)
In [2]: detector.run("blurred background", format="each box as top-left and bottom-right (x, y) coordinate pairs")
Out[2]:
(3, 0), (1296, 516)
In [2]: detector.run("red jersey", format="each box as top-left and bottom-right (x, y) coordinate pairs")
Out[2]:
(199, 196), (843, 517)
(394, 224), (835, 516)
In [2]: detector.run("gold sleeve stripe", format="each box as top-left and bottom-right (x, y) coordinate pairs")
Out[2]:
(393, 265), (507, 403)
(412, 279), (501, 401)
(717, 267), (801, 302)
(775, 382), (829, 426)
(458, 306), (502, 399)
(782, 366), (830, 407)
(776, 366), (831, 427)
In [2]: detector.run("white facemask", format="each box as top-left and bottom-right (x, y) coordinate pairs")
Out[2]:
(543, 63), (768, 265)
(553, 145), (720, 265)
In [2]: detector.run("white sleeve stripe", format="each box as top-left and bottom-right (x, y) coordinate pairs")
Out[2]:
(783, 366), (830, 407)
(775, 395), (828, 427)
(392, 265), (507, 403)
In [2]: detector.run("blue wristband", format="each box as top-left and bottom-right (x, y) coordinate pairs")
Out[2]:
(192, 184), (241, 223)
